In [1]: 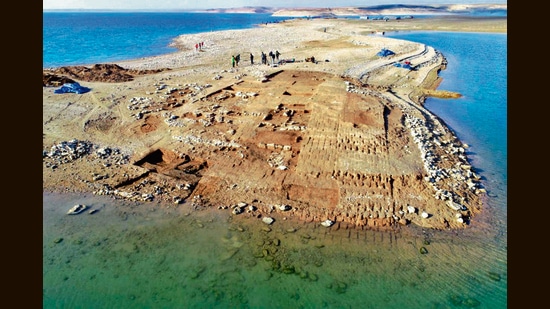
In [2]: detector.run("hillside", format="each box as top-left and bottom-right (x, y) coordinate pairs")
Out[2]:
(191, 3), (507, 17)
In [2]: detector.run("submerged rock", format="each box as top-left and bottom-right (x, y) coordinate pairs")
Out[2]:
(262, 217), (275, 225)
(67, 204), (87, 215)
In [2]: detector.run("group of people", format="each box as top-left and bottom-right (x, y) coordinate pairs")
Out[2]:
(232, 50), (281, 68)
(194, 42), (205, 51)
(193, 42), (284, 68)
(263, 50), (280, 65)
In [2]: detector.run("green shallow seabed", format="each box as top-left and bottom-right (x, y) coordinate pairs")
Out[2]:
(43, 192), (506, 309)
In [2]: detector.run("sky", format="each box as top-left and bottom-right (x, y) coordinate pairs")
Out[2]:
(43, 0), (507, 10)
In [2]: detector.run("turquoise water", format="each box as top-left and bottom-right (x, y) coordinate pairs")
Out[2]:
(386, 31), (507, 227)
(43, 12), (294, 68)
(43, 191), (506, 308)
(387, 31), (507, 180)
(43, 15), (507, 309)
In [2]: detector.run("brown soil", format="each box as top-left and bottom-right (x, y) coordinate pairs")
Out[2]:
(43, 63), (169, 86)
(43, 17), (498, 231)
(43, 68), (481, 231)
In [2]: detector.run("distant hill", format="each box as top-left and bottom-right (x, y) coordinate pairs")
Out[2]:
(191, 4), (507, 17)
(194, 6), (276, 14)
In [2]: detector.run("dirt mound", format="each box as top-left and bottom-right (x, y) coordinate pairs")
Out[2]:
(43, 63), (170, 85)
(42, 73), (76, 87)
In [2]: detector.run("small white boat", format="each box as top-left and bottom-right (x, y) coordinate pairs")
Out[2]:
(67, 204), (88, 215)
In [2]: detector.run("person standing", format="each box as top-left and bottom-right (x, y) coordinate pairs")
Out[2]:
(269, 51), (275, 65)
(261, 52), (266, 65)
(250, 53), (254, 65)
(275, 50), (280, 62)
(231, 55), (236, 68)
(235, 54), (240, 66)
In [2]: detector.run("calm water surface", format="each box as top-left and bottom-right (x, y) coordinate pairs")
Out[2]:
(43, 12), (293, 68)
(43, 191), (506, 308)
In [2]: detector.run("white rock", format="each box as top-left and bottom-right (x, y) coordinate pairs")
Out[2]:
(407, 205), (416, 214)
(67, 204), (87, 215)
(421, 211), (429, 218)
(446, 200), (462, 211)
(262, 217), (274, 225)
(321, 219), (334, 227)
(278, 204), (291, 211)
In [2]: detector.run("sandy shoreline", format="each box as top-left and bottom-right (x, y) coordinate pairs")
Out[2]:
(43, 16), (505, 231)
(115, 16), (505, 72)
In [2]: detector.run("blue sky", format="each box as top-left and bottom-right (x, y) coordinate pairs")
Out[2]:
(43, 1), (507, 10)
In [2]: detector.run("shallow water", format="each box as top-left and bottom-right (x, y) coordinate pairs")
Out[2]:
(44, 190), (506, 308)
